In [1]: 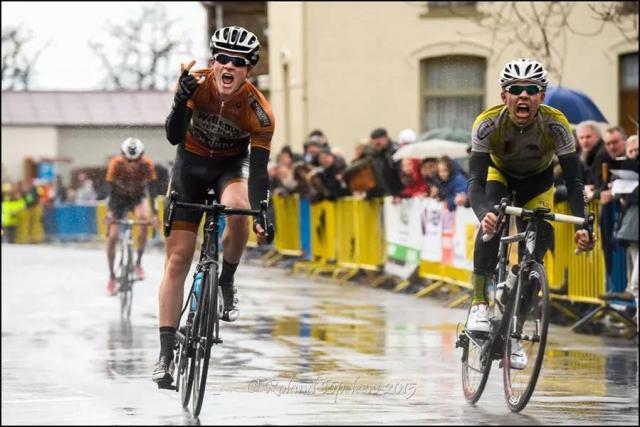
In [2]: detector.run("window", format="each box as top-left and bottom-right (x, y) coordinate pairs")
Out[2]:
(619, 52), (638, 136)
(423, 2), (479, 18)
(420, 55), (486, 134)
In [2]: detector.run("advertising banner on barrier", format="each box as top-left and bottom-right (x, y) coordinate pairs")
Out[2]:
(420, 198), (443, 262)
(383, 197), (423, 278)
(453, 207), (479, 271)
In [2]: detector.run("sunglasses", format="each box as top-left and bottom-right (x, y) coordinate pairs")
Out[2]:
(213, 53), (250, 67)
(506, 84), (543, 95)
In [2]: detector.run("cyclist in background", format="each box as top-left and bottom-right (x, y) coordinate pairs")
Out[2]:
(152, 25), (274, 387)
(105, 137), (158, 296)
(465, 58), (592, 365)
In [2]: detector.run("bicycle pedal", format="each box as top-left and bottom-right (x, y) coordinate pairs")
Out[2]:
(157, 381), (176, 391)
(213, 338), (223, 344)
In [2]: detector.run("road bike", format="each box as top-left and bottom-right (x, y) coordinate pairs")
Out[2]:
(164, 189), (272, 417)
(114, 218), (150, 319)
(456, 197), (594, 412)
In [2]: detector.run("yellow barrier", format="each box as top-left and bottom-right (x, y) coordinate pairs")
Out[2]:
(335, 197), (385, 271)
(310, 200), (336, 263)
(272, 193), (302, 256)
(548, 200), (606, 304)
(15, 205), (44, 243)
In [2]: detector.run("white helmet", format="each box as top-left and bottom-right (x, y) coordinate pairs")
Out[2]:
(121, 137), (144, 160)
(397, 128), (417, 145)
(210, 26), (260, 66)
(499, 58), (549, 88)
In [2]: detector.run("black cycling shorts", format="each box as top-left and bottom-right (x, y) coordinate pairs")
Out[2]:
(166, 144), (249, 233)
(108, 193), (145, 220)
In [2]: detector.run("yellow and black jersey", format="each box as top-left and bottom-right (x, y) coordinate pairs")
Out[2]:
(471, 104), (575, 179)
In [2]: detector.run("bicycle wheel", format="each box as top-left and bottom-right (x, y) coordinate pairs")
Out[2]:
(461, 326), (493, 403)
(503, 262), (549, 412)
(119, 244), (133, 318)
(191, 264), (219, 416)
(178, 311), (197, 408)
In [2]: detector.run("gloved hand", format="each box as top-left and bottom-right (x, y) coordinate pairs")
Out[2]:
(173, 60), (204, 104)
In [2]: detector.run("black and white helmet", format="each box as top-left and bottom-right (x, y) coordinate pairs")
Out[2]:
(499, 58), (549, 88)
(121, 137), (144, 160)
(209, 26), (260, 66)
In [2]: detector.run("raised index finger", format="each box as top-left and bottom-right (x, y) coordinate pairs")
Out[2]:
(179, 59), (197, 75)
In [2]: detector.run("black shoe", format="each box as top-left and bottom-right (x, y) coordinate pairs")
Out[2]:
(152, 355), (175, 389)
(220, 283), (239, 322)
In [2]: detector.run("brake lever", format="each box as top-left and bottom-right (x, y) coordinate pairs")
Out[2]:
(575, 212), (595, 255)
(481, 198), (509, 242)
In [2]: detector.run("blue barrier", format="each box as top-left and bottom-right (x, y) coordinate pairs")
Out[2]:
(53, 204), (97, 241)
(299, 197), (311, 260)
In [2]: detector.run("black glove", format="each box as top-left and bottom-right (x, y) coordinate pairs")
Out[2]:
(253, 219), (275, 244)
(174, 70), (200, 104)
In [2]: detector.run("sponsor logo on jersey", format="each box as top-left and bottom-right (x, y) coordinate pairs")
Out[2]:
(248, 93), (271, 128)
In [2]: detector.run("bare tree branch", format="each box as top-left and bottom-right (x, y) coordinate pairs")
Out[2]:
(88, 2), (193, 90)
(435, 2), (638, 84)
(1, 25), (48, 90)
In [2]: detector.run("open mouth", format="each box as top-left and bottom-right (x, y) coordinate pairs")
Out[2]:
(221, 73), (234, 87)
(516, 103), (530, 118)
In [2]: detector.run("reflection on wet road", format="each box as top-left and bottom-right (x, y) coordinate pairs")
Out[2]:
(2, 244), (638, 424)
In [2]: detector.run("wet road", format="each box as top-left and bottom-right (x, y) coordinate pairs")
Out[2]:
(2, 243), (638, 425)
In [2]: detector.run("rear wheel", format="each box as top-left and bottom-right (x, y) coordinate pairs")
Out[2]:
(179, 313), (197, 408)
(461, 328), (492, 403)
(192, 265), (219, 417)
(503, 262), (549, 412)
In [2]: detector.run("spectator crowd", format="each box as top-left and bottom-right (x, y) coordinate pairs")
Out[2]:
(2, 123), (638, 311)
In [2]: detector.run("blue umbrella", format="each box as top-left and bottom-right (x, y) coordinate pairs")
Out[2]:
(544, 85), (608, 125)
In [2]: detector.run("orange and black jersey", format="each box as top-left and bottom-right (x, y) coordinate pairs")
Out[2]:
(165, 66), (275, 215)
(183, 68), (275, 159)
(106, 155), (157, 198)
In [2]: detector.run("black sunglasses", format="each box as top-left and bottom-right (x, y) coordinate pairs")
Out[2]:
(213, 53), (250, 67)
(506, 84), (543, 95)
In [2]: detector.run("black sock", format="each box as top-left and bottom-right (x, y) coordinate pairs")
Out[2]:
(159, 326), (176, 361)
(219, 258), (238, 287)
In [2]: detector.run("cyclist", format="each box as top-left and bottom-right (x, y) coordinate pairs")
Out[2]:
(105, 137), (158, 296)
(152, 26), (274, 387)
(466, 58), (593, 367)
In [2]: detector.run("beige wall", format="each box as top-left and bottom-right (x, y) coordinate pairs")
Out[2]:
(57, 127), (176, 181)
(1, 126), (58, 182)
(1, 125), (177, 185)
(268, 1), (637, 158)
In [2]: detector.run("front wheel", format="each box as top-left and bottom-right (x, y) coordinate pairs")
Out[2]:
(118, 244), (133, 319)
(503, 262), (549, 412)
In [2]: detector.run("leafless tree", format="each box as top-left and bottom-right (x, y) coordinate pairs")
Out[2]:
(1, 25), (48, 90)
(89, 3), (194, 90)
(434, 2), (638, 86)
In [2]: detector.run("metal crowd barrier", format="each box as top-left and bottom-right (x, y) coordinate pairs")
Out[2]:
(10, 194), (630, 324)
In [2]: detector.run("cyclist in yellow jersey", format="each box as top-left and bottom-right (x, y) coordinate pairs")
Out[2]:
(465, 59), (593, 366)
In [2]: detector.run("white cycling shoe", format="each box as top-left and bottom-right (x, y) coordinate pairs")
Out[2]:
(509, 339), (528, 370)
(466, 304), (491, 333)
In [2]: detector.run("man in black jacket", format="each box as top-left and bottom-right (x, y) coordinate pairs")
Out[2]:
(367, 127), (403, 198)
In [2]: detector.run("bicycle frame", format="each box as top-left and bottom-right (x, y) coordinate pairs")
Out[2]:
(165, 189), (272, 416)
